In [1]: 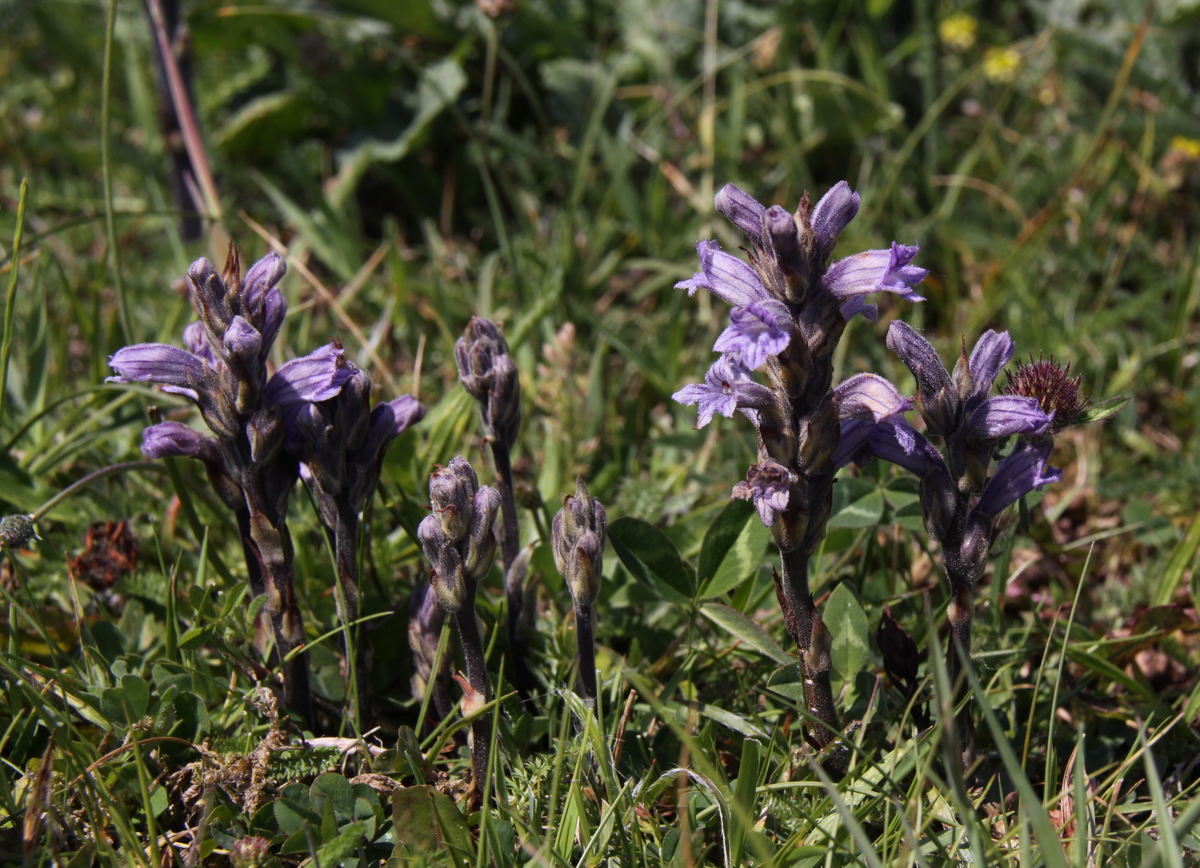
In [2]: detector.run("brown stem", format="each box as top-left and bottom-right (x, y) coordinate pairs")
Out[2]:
(332, 504), (372, 732)
(946, 580), (976, 768)
(575, 602), (597, 711)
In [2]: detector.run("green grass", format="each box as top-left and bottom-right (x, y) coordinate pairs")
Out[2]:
(3, 0), (1200, 865)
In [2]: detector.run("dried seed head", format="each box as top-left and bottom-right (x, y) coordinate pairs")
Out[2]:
(1003, 355), (1086, 433)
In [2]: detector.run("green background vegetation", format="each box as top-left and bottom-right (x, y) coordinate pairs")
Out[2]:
(2, 0), (1200, 864)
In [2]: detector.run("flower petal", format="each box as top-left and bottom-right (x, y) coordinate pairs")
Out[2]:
(108, 344), (207, 389)
(886, 321), (953, 401)
(675, 240), (770, 306)
(833, 373), (912, 422)
(242, 252), (286, 313)
(222, 315), (262, 363)
(731, 458), (795, 527)
(712, 300), (793, 369)
(714, 183), (767, 248)
(264, 342), (354, 407)
(847, 418), (946, 478)
(974, 441), (1061, 518)
(673, 354), (774, 428)
(824, 242), (927, 301)
(968, 329), (1014, 397)
(965, 395), (1052, 440)
(811, 181), (860, 259)
(141, 421), (222, 463)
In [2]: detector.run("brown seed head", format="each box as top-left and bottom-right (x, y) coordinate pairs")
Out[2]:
(1003, 354), (1086, 433)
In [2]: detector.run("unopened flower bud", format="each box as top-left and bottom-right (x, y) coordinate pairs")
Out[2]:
(455, 317), (521, 447)
(552, 476), (606, 609)
(418, 456), (500, 613)
(186, 257), (233, 345)
(920, 466), (957, 542)
(428, 457), (478, 542)
(463, 486), (501, 578)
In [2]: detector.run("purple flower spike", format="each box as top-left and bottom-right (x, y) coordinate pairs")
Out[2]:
(675, 240), (770, 307)
(673, 355), (775, 428)
(964, 395), (1052, 440)
(811, 181), (860, 260)
(833, 373), (912, 422)
(974, 441), (1061, 518)
(264, 342), (354, 407)
(108, 344), (207, 390)
(714, 183), (768, 248)
(713, 300), (793, 369)
(141, 421), (222, 462)
(825, 242), (928, 303)
(732, 458), (795, 527)
(968, 329), (1015, 397)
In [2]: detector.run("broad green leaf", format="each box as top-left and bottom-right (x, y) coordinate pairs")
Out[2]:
(701, 603), (790, 664)
(765, 663), (806, 703)
(392, 785), (472, 857)
(119, 674), (150, 721)
(608, 516), (694, 605)
(274, 797), (321, 837)
(698, 499), (772, 599)
(828, 477), (885, 528)
(310, 771), (355, 819)
(315, 821), (369, 866)
(824, 582), (869, 679)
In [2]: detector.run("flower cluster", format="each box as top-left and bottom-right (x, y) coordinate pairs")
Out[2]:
(674, 181), (928, 772)
(109, 247), (423, 727)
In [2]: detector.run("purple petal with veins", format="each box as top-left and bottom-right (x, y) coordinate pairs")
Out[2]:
(833, 373), (912, 422)
(713, 300), (792, 369)
(811, 181), (860, 259)
(825, 242), (927, 302)
(965, 395), (1052, 440)
(108, 344), (207, 389)
(673, 354), (774, 429)
(264, 342), (354, 407)
(675, 240), (770, 307)
(242, 252), (286, 313)
(967, 329), (1014, 397)
(141, 421), (222, 463)
(974, 441), (1061, 518)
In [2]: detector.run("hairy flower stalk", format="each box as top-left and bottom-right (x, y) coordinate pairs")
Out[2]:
(417, 456), (501, 802)
(839, 323), (1061, 767)
(455, 318), (537, 708)
(675, 182), (927, 774)
(110, 247), (355, 726)
(552, 476), (606, 711)
(294, 365), (424, 731)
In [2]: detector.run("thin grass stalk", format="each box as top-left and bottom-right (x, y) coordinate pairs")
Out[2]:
(100, 0), (133, 345)
(0, 178), (29, 432)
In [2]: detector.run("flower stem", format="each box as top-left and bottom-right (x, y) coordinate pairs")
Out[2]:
(490, 440), (536, 710)
(575, 601), (597, 712)
(332, 505), (371, 733)
(454, 599), (492, 804)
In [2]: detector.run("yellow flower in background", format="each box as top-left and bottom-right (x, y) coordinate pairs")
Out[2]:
(939, 13), (977, 52)
(983, 47), (1021, 83)
(1169, 136), (1200, 160)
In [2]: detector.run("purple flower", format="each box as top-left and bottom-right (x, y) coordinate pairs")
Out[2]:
(673, 355), (775, 428)
(675, 240), (771, 307)
(968, 330), (1014, 398)
(810, 181), (861, 260)
(964, 395), (1052, 439)
(108, 344), (209, 398)
(732, 458), (796, 526)
(833, 373), (912, 422)
(824, 243), (928, 305)
(712, 301), (793, 369)
(141, 421), (222, 463)
(835, 417), (946, 479)
(263, 343), (355, 408)
(973, 441), (1061, 518)
(714, 184), (768, 248)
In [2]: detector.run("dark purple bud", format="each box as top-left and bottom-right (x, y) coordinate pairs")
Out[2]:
(714, 183), (767, 248)
(186, 257), (233, 339)
(764, 205), (803, 275)
(810, 181), (860, 261)
(428, 457), (479, 542)
(463, 485), (501, 578)
(886, 321), (959, 436)
(731, 458), (795, 527)
(263, 342), (353, 408)
(455, 318), (521, 446)
(796, 397), (841, 470)
(419, 456), (501, 612)
(222, 316), (262, 364)
(141, 421), (222, 463)
(242, 253), (286, 317)
(259, 288), (286, 358)
(968, 330), (1015, 398)
(552, 475), (607, 607)
(957, 512), (993, 585)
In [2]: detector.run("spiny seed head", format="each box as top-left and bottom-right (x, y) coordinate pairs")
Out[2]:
(1003, 355), (1086, 433)
(0, 514), (36, 549)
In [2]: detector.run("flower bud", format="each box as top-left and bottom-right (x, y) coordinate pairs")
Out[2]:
(429, 457), (478, 543)
(419, 457), (501, 613)
(920, 466), (958, 543)
(186, 257), (233, 346)
(455, 317), (521, 447)
(552, 476), (606, 610)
